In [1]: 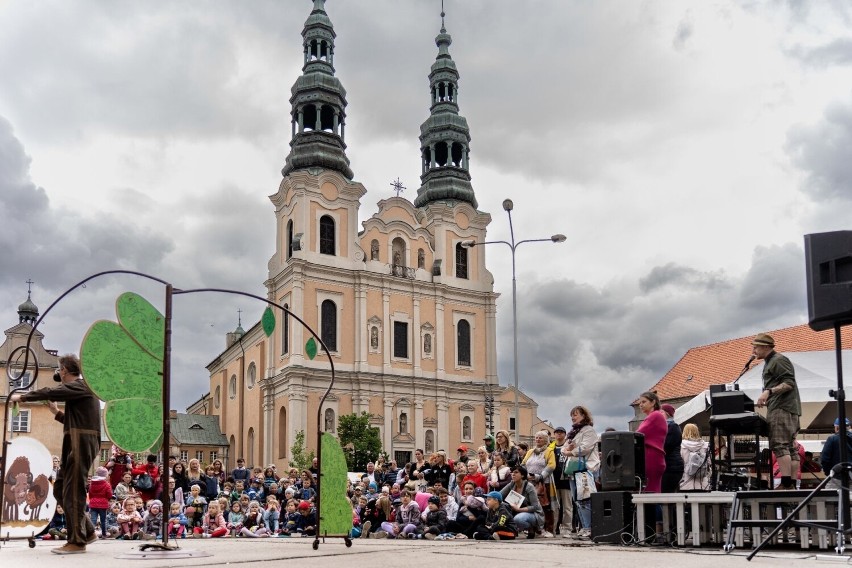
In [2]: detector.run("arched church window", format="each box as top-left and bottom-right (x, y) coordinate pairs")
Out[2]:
(435, 141), (449, 166)
(321, 299), (337, 352)
(282, 303), (289, 355)
(247, 362), (256, 389)
(457, 319), (471, 367)
(455, 243), (468, 279)
(229, 375), (237, 399)
(451, 142), (464, 167)
(320, 215), (335, 255)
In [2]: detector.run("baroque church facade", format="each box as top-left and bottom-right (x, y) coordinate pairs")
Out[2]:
(192, 0), (541, 468)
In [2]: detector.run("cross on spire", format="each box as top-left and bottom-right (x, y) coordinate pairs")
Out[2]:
(440, 0), (446, 32)
(26, 279), (34, 297)
(390, 178), (406, 197)
(237, 309), (242, 326)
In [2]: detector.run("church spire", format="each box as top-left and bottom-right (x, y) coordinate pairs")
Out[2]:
(413, 6), (476, 209)
(281, 0), (354, 180)
(17, 279), (39, 325)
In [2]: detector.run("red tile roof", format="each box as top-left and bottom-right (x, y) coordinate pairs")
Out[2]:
(649, 323), (852, 401)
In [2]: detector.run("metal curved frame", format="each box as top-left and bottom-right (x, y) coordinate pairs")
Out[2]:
(0, 271), (338, 550)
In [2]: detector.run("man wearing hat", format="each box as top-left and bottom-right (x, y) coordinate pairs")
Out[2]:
(551, 426), (572, 534)
(820, 418), (852, 488)
(753, 333), (801, 490)
(456, 445), (470, 465)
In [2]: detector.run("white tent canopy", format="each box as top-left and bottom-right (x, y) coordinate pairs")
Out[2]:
(674, 350), (852, 433)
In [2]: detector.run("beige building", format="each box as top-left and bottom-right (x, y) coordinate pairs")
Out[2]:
(0, 290), (64, 459)
(191, 1), (541, 470)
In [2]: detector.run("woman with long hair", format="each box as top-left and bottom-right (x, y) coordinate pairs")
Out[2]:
(561, 405), (599, 538)
(494, 430), (520, 468)
(172, 461), (189, 494)
(679, 423), (710, 491)
(636, 391), (668, 544)
(187, 458), (204, 487)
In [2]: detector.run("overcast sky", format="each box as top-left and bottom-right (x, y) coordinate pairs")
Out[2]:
(2, 0), (851, 431)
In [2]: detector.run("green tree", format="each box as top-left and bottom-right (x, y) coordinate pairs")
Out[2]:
(337, 412), (382, 471)
(290, 430), (315, 471)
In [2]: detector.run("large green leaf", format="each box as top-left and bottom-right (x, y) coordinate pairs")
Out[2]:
(80, 292), (164, 454)
(319, 432), (354, 536)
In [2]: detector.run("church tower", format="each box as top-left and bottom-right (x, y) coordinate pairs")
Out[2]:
(202, 2), (539, 469)
(414, 9), (475, 209)
(281, 0), (353, 180)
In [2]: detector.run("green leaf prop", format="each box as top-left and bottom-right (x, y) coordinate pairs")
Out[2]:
(305, 337), (317, 360)
(80, 292), (164, 454)
(262, 306), (275, 337)
(319, 432), (355, 536)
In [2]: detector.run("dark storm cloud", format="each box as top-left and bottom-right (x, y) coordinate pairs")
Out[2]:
(501, 244), (806, 427)
(0, 114), (272, 410)
(786, 98), (852, 201)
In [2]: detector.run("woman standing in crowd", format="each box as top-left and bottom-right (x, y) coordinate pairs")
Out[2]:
(636, 392), (667, 493)
(172, 462), (190, 494)
(494, 430), (520, 468)
(521, 431), (557, 537)
(679, 423), (710, 491)
(660, 404), (684, 493)
(561, 405), (599, 538)
(407, 449), (428, 488)
(636, 391), (668, 544)
(211, 459), (226, 484)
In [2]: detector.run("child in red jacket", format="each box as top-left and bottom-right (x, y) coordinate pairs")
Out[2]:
(88, 467), (113, 538)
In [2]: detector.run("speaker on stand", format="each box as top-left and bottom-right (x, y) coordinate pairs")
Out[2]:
(600, 431), (645, 491)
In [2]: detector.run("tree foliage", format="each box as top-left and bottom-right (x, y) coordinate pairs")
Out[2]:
(337, 412), (382, 471)
(290, 430), (315, 471)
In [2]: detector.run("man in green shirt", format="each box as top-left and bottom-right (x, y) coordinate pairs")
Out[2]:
(753, 333), (801, 489)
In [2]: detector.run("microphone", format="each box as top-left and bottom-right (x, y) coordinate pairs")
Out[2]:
(733, 355), (756, 386)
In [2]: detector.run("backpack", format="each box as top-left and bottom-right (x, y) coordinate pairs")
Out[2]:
(684, 446), (708, 478)
(134, 473), (154, 491)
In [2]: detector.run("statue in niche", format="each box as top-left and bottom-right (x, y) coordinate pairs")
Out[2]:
(463, 417), (471, 440)
(371, 239), (379, 260)
(423, 334), (432, 354)
(325, 409), (334, 432)
(417, 249), (425, 269)
(393, 251), (401, 266)
(425, 431), (434, 453)
(370, 326), (379, 349)
(399, 412), (408, 434)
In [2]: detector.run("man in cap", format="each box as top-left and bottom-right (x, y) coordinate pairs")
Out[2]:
(821, 418), (852, 489)
(753, 333), (801, 489)
(456, 445), (470, 465)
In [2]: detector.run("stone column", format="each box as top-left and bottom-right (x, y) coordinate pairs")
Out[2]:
(382, 292), (391, 371)
(413, 298), (421, 376)
(315, 106), (321, 131)
(415, 401), (424, 451)
(297, 109), (304, 133)
(288, 389), (307, 456)
(384, 400), (394, 455)
(435, 300), (445, 380)
(437, 401), (449, 452)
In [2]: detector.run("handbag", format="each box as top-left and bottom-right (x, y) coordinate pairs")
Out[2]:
(574, 470), (597, 501)
(563, 453), (586, 476)
(134, 473), (154, 491)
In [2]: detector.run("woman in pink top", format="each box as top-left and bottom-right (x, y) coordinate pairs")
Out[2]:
(636, 391), (667, 494)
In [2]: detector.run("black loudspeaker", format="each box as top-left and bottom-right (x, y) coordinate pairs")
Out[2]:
(710, 391), (754, 416)
(591, 491), (633, 543)
(600, 431), (645, 491)
(805, 231), (852, 331)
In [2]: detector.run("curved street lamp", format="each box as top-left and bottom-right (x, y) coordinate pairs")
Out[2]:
(461, 200), (566, 442)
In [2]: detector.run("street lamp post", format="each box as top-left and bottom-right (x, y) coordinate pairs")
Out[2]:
(462, 198), (566, 442)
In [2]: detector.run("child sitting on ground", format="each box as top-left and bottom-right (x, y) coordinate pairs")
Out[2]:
(140, 499), (163, 540)
(184, 484), (207, 530)
(117, 497), (143, 539)
(105, 501), (122, 538)
(227, 500), (245, 537)
(279, 499), (299, 536)
(199, 501), (228, 537)
(417, 496), (448, 539)
(44, 504), (67, 540)
(295, 500), (317, 536)
(263, 495), (280, 533)
(473, 491), (517, 540)
(239, 501), (270, 537)
(167, 502), (189, 539)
